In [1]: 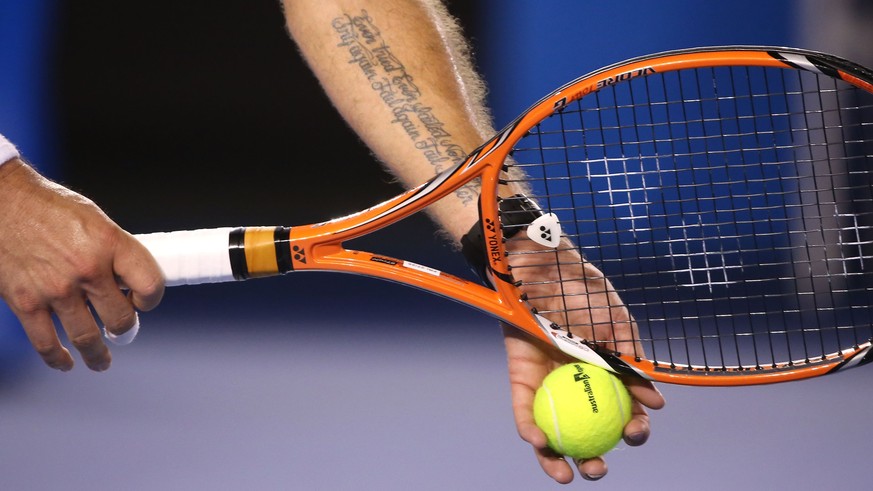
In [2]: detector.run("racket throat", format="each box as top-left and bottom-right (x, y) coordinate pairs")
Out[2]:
(537, 314), (647, 380)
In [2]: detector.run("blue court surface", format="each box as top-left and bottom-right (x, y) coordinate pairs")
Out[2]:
(1, 279), (871, 491)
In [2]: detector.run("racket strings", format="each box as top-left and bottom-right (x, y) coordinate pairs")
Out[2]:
(502, 64), (873, 371)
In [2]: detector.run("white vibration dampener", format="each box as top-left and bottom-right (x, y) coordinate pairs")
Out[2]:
(527, 213), (562, 248)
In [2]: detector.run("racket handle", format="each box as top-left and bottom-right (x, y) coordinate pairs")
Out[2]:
(135, 227), (237, 286)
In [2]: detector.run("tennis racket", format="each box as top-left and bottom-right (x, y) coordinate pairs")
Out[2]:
(136, 46), (873, 386)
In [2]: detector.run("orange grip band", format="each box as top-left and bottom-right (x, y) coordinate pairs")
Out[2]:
(244, 227), (280, 277)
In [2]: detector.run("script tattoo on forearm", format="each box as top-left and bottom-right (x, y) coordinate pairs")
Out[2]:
(331, 10), (479, 205)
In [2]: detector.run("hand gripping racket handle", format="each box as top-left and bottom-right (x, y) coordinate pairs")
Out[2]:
(135, 228), (237, 286)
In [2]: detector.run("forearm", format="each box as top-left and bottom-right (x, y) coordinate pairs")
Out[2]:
(282, 0), (493, 240)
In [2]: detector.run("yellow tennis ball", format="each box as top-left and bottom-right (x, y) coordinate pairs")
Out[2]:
(533, 362), (632, 459)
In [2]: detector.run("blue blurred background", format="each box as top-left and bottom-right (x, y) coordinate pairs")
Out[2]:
(2, 1), (873, 490)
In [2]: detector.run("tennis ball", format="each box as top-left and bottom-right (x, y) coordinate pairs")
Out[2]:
(533, 362), (632, 459)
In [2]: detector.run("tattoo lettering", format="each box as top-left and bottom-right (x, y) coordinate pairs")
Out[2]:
(331, 10), (478, 204)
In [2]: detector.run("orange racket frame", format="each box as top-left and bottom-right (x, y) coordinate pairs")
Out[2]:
(138, 47), (873, 386)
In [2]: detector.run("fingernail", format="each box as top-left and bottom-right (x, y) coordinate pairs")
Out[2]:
(582, 473), (604, 481)
(625, 431), (649, 446)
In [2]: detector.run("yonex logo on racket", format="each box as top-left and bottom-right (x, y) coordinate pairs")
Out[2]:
(292, 245), (306, 264)
(484, 217), (496, 232)
(483, 218), (502, 265)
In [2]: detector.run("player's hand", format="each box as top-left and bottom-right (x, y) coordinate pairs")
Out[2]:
(503, 239), (665, 483)
(0, 159), (165, 371)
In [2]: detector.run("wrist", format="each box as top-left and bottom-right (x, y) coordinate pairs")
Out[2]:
(0, 134), (20, 167)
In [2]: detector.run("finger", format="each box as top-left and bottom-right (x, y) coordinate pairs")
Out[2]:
(503, 330), (553, 448)
(516, 418), (547, 448)
(516, 389), (579, 483)
(507, 372), (552, 452)
(625, 378), (666, 410)
(113, 234), (164, 312)
(575, 456), (608, 481)
(511, 372), (578, 483)
(534, 446), (575, 484)
(622, 398), (653, 446)
(514, 378), (577, 484)
(620, 379), (664, 447)
(53, 299), (111, 372)
(502, 326), (577, 483)
(85, 276), (138, 340)
(17, 309), (75, 371)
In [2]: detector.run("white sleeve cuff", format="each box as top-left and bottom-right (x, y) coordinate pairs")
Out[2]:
(0, 133), (20, 166)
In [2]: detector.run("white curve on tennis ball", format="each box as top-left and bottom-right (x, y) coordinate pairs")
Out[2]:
(103, 312), (140, 345)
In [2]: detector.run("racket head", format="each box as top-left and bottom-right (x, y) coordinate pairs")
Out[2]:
(215, 46), (873, 386)
(481, 46), (873, 385)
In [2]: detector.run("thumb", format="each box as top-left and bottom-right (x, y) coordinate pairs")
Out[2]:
(114, 232), (165, 312)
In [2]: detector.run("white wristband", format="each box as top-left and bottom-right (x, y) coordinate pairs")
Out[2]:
(0, 133), (20, 166)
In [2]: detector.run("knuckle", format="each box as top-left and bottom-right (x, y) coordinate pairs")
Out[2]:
(7, 289), (43, 315)
(140, 277), (164, 301)
(45, 283), (77, 303)
(135, 273), (162, 296)
(5, 274), (84, 310)
(66, 226), (120, 281)
(131, 276), (165, 311)
(70, 330), (103, 351)
(104, 309), (137, 332)
(33, 341), (60, 359)
(71, 256), (103, 283)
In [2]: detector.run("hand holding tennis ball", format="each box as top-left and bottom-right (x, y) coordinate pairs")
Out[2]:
(533, 362), (632, 459)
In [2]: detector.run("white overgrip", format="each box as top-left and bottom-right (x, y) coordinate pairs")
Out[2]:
(135, 227), (236, 286)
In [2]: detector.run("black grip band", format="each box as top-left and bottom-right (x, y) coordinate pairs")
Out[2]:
(273, 226), (293, 273)
(228, 227), (248, 280)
